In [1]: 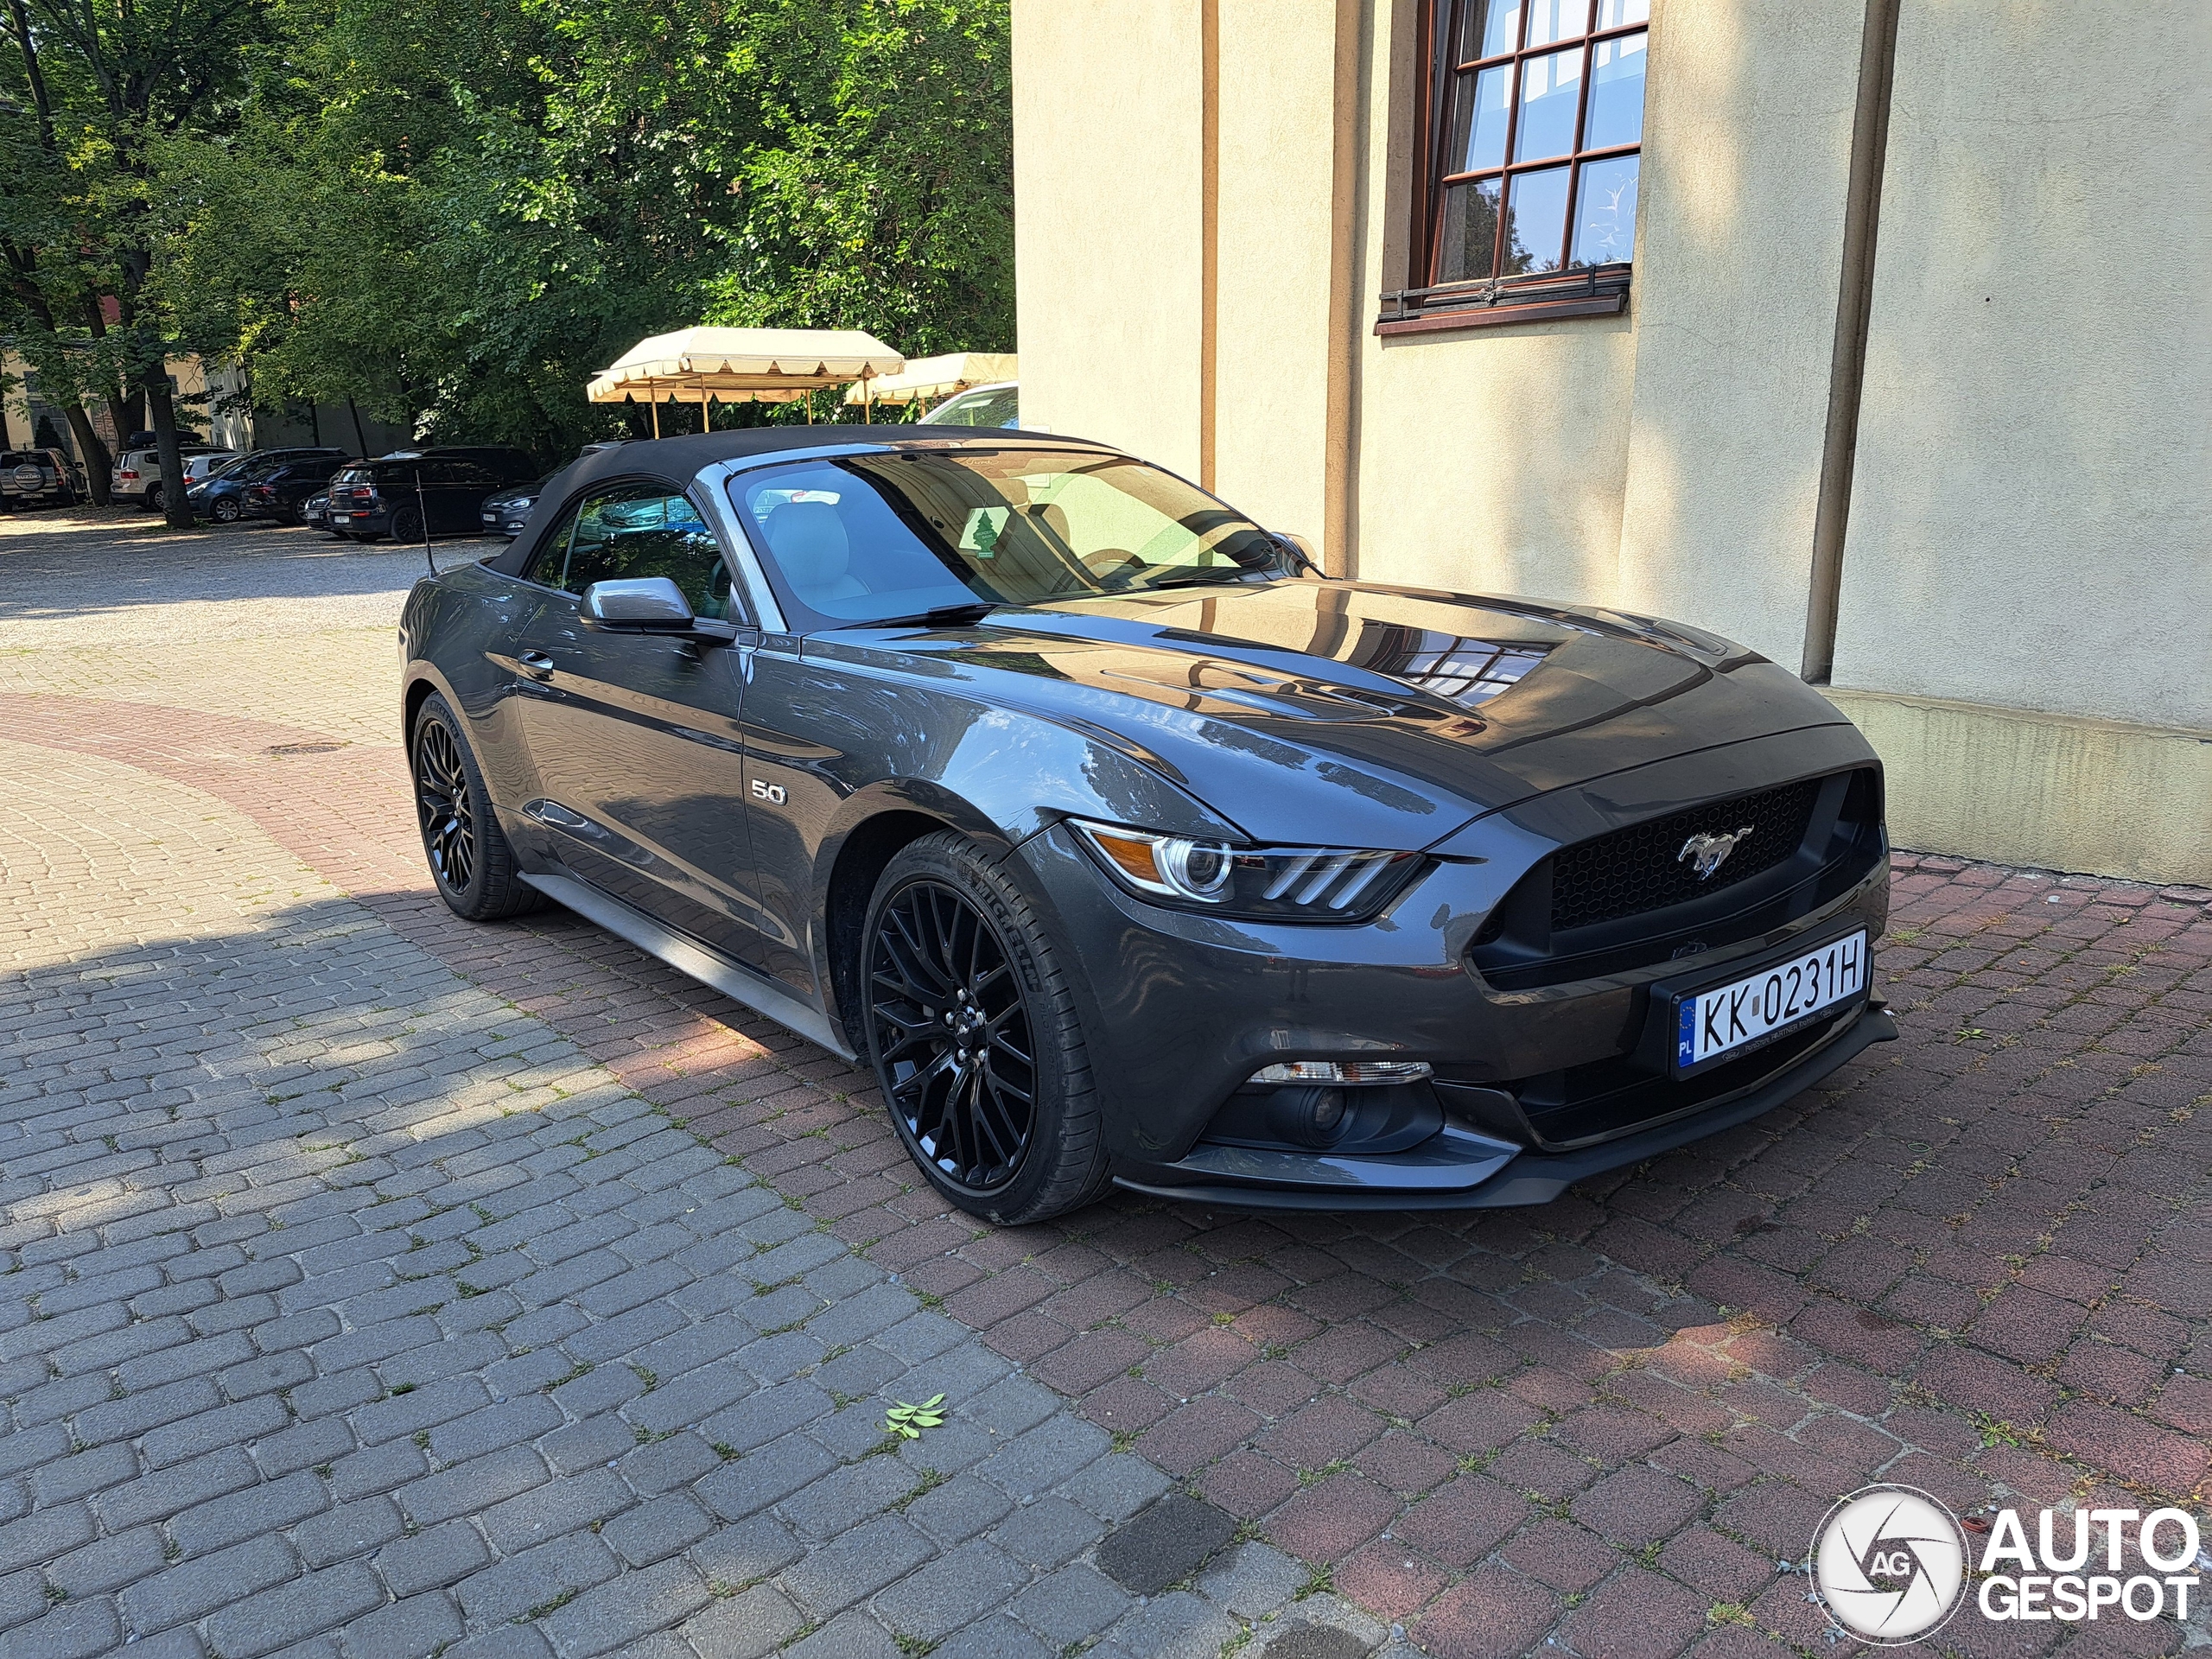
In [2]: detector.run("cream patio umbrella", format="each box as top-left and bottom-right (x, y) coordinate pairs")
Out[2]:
(842, 352), (1017, 414)
(586, 327), (906, 435)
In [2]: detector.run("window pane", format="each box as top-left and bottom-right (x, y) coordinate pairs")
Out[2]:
(1446, 65), (1514, 175)
(1523, 0), (1591, 48)
(1584, 29), (1646, 149)
(1570, 154), (1640, 265)
(1514, 46), (1585, 162)
(1436, 177), (1504, 283)
(1455, 0), (1520, 61)
(1593, 0), (1649, 26)
(1503, 164), (1571, 272)
(563, 488), (733, 618)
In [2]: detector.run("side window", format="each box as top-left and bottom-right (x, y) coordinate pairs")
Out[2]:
(535, 484), (737, 620)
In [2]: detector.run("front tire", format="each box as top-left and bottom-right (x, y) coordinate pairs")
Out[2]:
(410, 694), (540, 920)
(211, 497), (240, 523)
(861, 832), (1110, 1224)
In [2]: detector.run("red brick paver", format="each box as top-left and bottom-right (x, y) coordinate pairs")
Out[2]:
(11, 690), (2209, 1656)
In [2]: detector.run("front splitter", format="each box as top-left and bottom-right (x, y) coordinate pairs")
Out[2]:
(1112, 1004), (1898, 1211)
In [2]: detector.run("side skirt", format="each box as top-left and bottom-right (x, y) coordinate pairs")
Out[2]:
(520, 870), (859, 1062)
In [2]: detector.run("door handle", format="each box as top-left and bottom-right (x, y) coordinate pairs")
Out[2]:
(518, 651), (554, 680)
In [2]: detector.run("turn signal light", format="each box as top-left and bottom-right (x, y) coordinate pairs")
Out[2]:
(1248, 1059), (1432, 1087)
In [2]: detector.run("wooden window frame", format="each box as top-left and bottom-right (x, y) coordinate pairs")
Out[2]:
(1380, 0), (1647, 336)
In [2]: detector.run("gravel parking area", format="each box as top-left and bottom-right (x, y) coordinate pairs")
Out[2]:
(2, 508), (2207, 1658)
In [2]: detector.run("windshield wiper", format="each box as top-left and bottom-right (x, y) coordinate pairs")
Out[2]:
(843, 601), (1001, 630)
(1139, 569), (1262, 592)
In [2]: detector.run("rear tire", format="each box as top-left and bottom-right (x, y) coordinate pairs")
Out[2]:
(861, 832), (1110, 1224)
(390, 505), (423, 544)
(410, 693), (542, 921)
(144, 484), (162, 512)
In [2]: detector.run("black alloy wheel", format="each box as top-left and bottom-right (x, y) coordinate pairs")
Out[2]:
(414, 717), (476, 894)
(870, 880), (1037, 1192)
(391, 504), (424, 544)
(408, 693), (539, 920)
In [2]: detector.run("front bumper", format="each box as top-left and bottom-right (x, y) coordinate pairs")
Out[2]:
(1116, 1002), (1896, 1210)
(1007, 748), (1891, 1206)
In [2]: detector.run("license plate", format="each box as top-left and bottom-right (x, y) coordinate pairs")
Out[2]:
(1674, 931), (1866, 1075)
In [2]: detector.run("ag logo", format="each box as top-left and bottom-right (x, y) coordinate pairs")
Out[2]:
(1811, 1485), (1967, 1645)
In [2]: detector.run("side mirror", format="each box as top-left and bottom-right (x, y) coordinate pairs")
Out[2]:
(582, 576), (695, 632)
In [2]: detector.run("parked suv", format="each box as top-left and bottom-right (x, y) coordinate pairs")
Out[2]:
(327, 456), (509, 541)
(111, 443), (226, 511)
(238, 451), (354, 524)
(414, 444), (539, 483)
(917, 381), (1020, 429)
(1, 448), (83, 510)
(188, 448), (346, 524)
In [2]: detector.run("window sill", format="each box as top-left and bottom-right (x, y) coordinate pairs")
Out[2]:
(1374, 263), (1630, 337)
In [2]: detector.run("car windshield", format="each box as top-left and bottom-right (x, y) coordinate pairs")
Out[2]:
(731, 449), (1292, 625)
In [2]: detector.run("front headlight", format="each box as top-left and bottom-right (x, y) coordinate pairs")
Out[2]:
(1068, 818), (1421, 921)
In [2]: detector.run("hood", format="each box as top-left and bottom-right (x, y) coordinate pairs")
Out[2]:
(804, 580), (1854, 849)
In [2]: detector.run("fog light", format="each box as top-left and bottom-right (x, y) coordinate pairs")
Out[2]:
(1306, 1089), (1345, 1137)
(1249, 1059), (1432, 1087)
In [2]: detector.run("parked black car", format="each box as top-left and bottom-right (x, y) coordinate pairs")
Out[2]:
(479, 474), (555, 538)
(404, 444), (539, 483)
(328, 456), (510, 542)
(1, 448), (81, 510)
(241, 450), (354, 524)
(399, 428), (1893, 1224)
(189, 448), (348, 524)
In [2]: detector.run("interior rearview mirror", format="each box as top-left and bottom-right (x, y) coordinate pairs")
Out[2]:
(582, 576), (695, 631)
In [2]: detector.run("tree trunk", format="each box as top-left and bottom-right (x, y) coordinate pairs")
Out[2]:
(144, 368), (192, 530)
(63, 405), (114, 505)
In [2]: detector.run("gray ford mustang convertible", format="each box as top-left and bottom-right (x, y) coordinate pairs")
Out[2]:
(400, 427), (1894, 1224)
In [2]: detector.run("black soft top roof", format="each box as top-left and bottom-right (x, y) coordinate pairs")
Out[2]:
(484, 423), (1114, 578)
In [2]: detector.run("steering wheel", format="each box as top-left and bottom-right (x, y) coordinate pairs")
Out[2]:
(1080, 548), (1146, 583)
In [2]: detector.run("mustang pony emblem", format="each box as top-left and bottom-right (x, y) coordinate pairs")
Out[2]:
(1678, 825), (1755, 880)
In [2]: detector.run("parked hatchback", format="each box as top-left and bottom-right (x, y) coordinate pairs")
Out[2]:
(1, 448), (82, 510)
(327, 456), (509, 541)
(479, 474), (556, 537)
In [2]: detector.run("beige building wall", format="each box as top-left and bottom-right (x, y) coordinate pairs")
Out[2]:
(1827, 0), (2212, 878)
(1211, 0), (1347, 555)
(1608, 0), (1869, 667)
(1013, 0), (2212, 883)
(1012, 0), (1207, 479)
(1348, 0), (1640, 611)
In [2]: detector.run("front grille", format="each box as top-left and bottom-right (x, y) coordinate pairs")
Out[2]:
(1549, 777), (1823, 933)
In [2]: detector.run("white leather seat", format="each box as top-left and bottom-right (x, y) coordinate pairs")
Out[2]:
(764, 502), (868, 607)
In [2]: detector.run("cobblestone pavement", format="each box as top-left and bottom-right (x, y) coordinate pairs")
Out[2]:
(3, 510), (2210, 1658)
